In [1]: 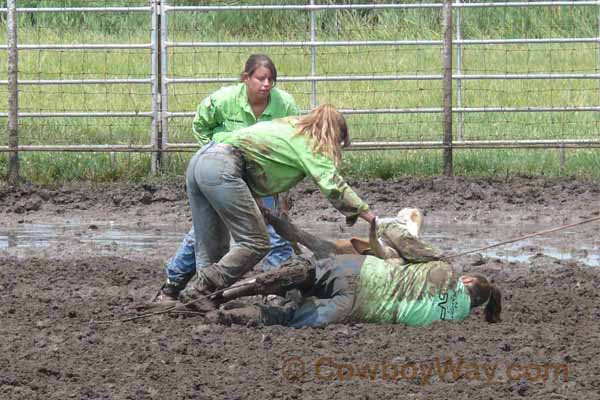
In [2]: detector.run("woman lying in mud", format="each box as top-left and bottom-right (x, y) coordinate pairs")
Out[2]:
(205, 210), (502, 328)
(166, 104), (376, 312)
(208, 255), (502, 328)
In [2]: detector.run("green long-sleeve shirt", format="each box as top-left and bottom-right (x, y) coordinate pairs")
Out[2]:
(352, 257), (471, 326)
(213, 117), (369, 224)
(192, 83), (300, 146)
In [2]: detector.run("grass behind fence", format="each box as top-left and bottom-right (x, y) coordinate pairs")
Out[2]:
(1, 3), (599, 182)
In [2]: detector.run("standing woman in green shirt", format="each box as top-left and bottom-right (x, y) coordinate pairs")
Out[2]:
(178, 104), (377, 310)
(156, 54), (299, 306)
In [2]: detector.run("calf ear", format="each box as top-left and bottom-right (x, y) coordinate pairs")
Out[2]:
(333, 239), (357, 255)
(410, 209), (424, 238)
(410, 210), (419, 223)
(349, 237), (373, 255)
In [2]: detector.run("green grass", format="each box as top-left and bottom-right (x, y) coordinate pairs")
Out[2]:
(339, 149), (600, 179)
(0, 3), (599, 182)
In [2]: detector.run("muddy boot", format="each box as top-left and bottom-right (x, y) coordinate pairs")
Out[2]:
(210, 289), (302, 327)
(206, 303), (264, 327)
(179, 274), (219, 313)
(258, 289), (302, 325)
(139, 280), (184, 311)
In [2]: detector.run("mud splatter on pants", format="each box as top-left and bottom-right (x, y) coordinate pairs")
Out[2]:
(258, 255), (364, 327)
(184, 142), (270, 289)
(165, 150), (293, 287)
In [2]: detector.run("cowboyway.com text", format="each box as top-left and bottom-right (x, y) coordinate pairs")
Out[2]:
(280, 356), (569, 384)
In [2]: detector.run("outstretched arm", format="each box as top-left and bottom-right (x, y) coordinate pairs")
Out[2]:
(262, 208), (338, 259)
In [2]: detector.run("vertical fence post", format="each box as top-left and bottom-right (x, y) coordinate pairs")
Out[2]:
(442, 0), (453, 176)
(559, 143), (566, 171)
(160, 0), (169, 170)
(309, 0), (317, 108)
(455, 0), (464, 141)
(7, 0), (20, 184)
(151, 0), (161, 174)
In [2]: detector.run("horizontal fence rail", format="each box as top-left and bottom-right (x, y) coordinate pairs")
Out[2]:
(7, 139), (599, 153)
(0, 7), (150, 13)
(0, 44), (151, 50)
(166, 106), (600, 119)
(162, 1), (598, 12)
(166, 38), (599, 48)
(0, 112), (153, 118)
(165, 73), (600, 84)
(0, 145), (155, 152)
(1, 1), (599, 177)
(0, 79), (151, 85)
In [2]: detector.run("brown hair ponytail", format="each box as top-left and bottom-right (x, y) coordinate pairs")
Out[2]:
(464, 274), (502, 324)
(484, 285), (502, 323)
(240, 54), (278, 84)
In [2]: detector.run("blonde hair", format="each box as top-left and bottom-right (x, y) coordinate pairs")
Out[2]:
(294, 104), (349, 167)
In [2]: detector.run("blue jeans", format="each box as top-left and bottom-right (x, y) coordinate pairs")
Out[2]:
(165, 184), (293, 287)
(186, 142), (270, 288)
(260, 196), (294, 271)
(166, 143), (293, 287)
(288, 255), (363, 328)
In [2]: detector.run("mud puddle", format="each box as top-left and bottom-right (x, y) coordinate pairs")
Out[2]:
(0, 221), (183, 251)
(422, 221), (600, 267)
(2, 220), (598, 266)
(438, 238), (600, 266)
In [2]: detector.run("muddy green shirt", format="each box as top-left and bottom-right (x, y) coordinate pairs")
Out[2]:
(352, 257), (471, 326)
(213, 117), (369, 224)
(193, 83), (300, 146)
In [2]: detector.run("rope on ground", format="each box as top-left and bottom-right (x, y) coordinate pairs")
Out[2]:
(94, 281), (257, 325)
(441, 214), (600, 261)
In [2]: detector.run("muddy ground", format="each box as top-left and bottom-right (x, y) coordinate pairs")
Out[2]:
(0, 176), (599, 399)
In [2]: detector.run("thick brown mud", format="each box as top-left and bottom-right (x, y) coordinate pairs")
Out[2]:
(1, 177), (599, 399)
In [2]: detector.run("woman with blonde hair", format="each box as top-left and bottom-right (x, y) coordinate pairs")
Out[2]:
(179, 104), (376, 310)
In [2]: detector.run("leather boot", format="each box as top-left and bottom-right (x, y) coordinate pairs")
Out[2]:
(179, 274), (219, 313)
(209, 289), (302, 327)
(141, 279), (184, 311)
(206, 303), (264, 327)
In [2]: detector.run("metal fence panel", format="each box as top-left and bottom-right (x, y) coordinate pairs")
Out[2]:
(1, 1), (599, 176)
(0, 0), (157, 174)
(162, 0), (600, 153)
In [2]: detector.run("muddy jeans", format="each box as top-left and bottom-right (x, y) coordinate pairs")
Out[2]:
(184, 142), (270, 289)
(259, 255), (364, 328)
(165, 146), (293, 287)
